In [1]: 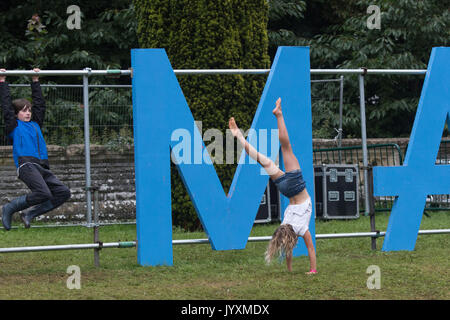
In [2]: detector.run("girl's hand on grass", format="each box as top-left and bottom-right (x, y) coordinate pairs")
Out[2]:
(306, 270), (317, 275)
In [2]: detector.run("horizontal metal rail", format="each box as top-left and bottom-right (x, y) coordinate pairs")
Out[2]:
(0, 241), (135, 253)
(1, 69), (427, 77)
(310, 69), (427, 75)
(172, 69), (427, 75)
(173, 229), (450, 244)
(9, 84), (133, 88)
(9, 79), (343, 88)
(1, 70), (131, 76)
(174, 69), (270, 75)
(1, 229), (448, 253)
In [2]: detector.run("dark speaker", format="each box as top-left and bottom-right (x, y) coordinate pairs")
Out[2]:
(314, 164), (359, 219)
(255, 179), (280, 223)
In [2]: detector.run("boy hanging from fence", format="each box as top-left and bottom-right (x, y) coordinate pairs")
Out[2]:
(0, 68), (71, 230)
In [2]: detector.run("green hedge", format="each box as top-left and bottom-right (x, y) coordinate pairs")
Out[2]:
(134, 0), (270, 230)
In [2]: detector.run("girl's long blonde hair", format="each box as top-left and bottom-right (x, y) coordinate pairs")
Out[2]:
(265, 224), (298, 264)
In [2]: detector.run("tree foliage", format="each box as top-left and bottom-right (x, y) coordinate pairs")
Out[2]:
(134, 0), (270, 230)
(1, 0), (449, 230)
(269, 0), (449, 138)
(2, 0), (447, 139)
(0, 1), (137, 146)
(0, 0), (137, 83)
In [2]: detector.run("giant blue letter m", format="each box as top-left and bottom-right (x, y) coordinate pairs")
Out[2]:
(131, 47), (315, 266)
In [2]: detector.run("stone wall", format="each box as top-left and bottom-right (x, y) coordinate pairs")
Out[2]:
(1, 137), (448, 224)
(0, 144), (135, 224)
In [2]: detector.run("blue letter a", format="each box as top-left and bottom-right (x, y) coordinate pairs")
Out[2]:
(373, 47), (450, 251)
(131, 47), (315, 266)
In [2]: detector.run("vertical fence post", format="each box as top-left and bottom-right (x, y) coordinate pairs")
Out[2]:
(338, 75), (344, 162)
(358, 70), (370, 216)
(93, 186), (101, 267)
(83, 68), (93, 226)
(367, 166), (378, 250)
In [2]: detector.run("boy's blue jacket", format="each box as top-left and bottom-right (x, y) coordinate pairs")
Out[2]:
(0, 81), (49, 169)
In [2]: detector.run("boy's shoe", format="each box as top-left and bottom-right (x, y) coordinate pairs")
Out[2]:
(21, 200), (54, 229)
(2, 195), (29, 231)
(20, 212), (32, 229)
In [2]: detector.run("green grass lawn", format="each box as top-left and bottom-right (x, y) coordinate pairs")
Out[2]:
(0, 211), (448, 300)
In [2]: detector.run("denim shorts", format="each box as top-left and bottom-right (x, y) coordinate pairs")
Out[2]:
(273, 169), (306, 198)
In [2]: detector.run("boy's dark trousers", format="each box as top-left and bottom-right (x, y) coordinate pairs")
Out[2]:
(19, 163), (71, 220)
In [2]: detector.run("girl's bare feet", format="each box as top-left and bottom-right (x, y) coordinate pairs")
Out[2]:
(272, 97), (282, 117)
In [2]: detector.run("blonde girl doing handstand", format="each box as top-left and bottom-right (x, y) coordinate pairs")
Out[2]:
(229, 97), (317, 274)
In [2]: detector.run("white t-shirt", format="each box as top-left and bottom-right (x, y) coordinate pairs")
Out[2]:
(281, 198), (312, 236)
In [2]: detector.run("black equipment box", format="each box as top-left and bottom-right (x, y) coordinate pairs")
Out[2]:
(255, 179), (280, 223)
(314, 164), (359, 219)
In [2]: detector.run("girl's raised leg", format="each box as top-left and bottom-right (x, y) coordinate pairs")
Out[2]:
(273, 98), (301, 172)
(229, 117), (284, 180)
